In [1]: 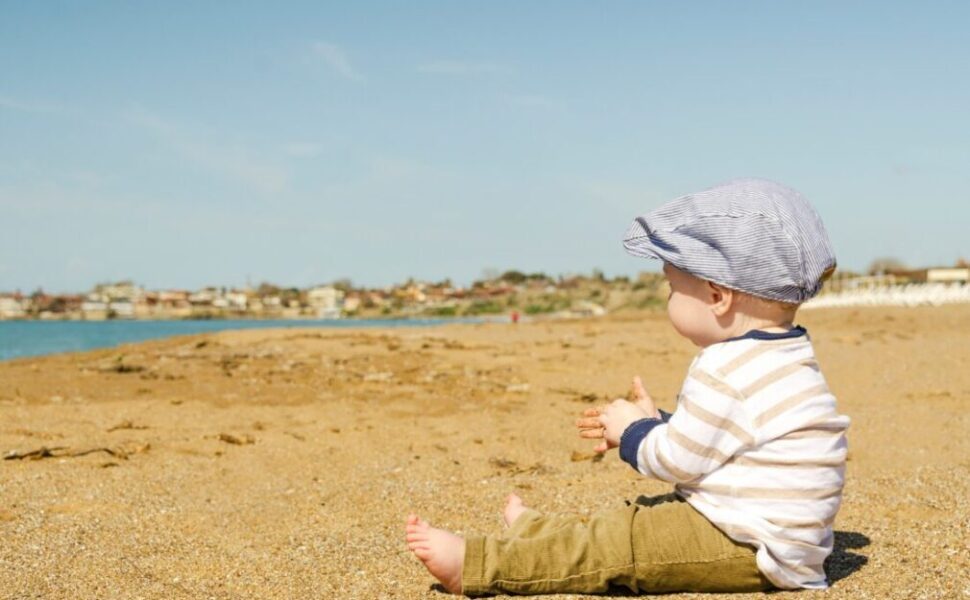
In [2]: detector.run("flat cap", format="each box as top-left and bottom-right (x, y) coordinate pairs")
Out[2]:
(623, 178), (836, 303)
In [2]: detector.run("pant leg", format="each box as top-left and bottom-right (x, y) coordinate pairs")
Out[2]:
(631, 495), (772, 593)
(462, 503), (640, 596)
(461, 494), (771, 596)
(502, 508), (586, 540)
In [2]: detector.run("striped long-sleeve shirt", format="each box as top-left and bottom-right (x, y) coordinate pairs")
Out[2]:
(620, 327), (849, 589)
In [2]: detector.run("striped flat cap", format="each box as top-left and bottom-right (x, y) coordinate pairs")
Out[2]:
(623, 178), (836, 304)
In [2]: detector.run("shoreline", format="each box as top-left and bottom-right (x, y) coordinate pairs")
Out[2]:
(0, 315), (495, 363)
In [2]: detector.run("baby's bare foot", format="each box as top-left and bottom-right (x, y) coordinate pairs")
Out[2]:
(503, 493), (528, 527)
(405, 514), (465, 594)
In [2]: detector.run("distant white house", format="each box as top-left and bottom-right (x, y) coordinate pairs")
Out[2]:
(108, 300), (136, 319)
(927, 268), (970, 283)
(81, 293), (109, 320)
(307, 285), (344, 318)
(0, 296), (26, 319)
(189, 288), (219, 306)
(158, 290), (190, 305)
(225, 291), (248, 310)
(94, 281), (145, 302)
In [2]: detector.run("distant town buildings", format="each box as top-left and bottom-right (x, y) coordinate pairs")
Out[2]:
(0, 294), (26, 319)
(1, 261), (967, 321)
(926, 267), (970, 284)
(306, 286), (344, 319)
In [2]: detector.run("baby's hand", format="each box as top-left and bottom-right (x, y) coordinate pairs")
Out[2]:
(576, 407), (609, 452)
(596, 399), (651, 451)
(629, 376), (661, 420)
(577, 400), (650, 453)
(576, 376), (659, 453)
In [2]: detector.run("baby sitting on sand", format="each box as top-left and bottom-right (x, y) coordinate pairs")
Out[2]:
(406, 178), (850, 595)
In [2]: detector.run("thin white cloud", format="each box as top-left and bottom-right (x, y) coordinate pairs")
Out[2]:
(283, 142), (324, 158)
(126, 107), (288, 194)
(311, 41), (364, 82)
(0, 93), (68, 114)
(416, 60), (508, 75)
(0, 178), (133, 214)
(367, 155), (452, 181)
(501, 94), (563, 110)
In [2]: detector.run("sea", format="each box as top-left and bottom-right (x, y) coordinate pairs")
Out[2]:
(0, 318), (476, 361)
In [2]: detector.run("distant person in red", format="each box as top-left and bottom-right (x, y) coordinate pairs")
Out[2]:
(510, 310), (519, 324)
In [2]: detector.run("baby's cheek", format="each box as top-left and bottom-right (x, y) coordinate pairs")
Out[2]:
(667, 296), (708, 345)
(667, 295), (689, 328)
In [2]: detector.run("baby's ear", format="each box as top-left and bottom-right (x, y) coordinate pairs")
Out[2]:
(708, 282), (734, 317)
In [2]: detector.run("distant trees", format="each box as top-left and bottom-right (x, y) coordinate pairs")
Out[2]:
(500, 270), (527, 284)
(280, 287), (303, 306)
(331, 278), (353, 292)
(499, 270), (551, 284)
(867, 257), (907, 275)
(256, 283), (281, 296)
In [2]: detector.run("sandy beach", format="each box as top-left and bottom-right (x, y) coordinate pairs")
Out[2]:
(1, 305), (968, 599)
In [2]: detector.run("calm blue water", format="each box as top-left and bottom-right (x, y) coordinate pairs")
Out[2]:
(0, 318), (474, 361)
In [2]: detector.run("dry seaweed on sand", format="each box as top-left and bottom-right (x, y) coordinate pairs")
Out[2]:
(106, 420), (150, 432)
(218, 432), (256, 445)
(4, 442), (150, 461)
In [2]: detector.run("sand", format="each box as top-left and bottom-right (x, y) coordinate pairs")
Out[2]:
(1, 306), (968, 599)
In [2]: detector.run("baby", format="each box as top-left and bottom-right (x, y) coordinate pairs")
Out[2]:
(406, 178), (849, 595)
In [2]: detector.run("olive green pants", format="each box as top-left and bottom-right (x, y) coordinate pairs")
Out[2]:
(462, 494), (772, 596)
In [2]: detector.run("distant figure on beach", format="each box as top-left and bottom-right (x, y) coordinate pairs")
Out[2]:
(510, 310), (519, 324)
(406, 179), (848, 595)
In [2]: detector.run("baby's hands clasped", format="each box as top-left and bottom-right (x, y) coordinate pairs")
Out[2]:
(576, 376), (660, 453)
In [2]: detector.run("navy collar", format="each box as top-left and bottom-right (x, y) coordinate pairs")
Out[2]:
(723, 325), (807, 343)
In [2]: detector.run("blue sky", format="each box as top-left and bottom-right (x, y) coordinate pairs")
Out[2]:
(2, 1), (968, 293)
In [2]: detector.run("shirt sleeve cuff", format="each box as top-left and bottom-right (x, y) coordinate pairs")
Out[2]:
(619, 418), (664, 471)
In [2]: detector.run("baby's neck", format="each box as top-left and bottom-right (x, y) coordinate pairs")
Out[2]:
(717, 313), (796, 344)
